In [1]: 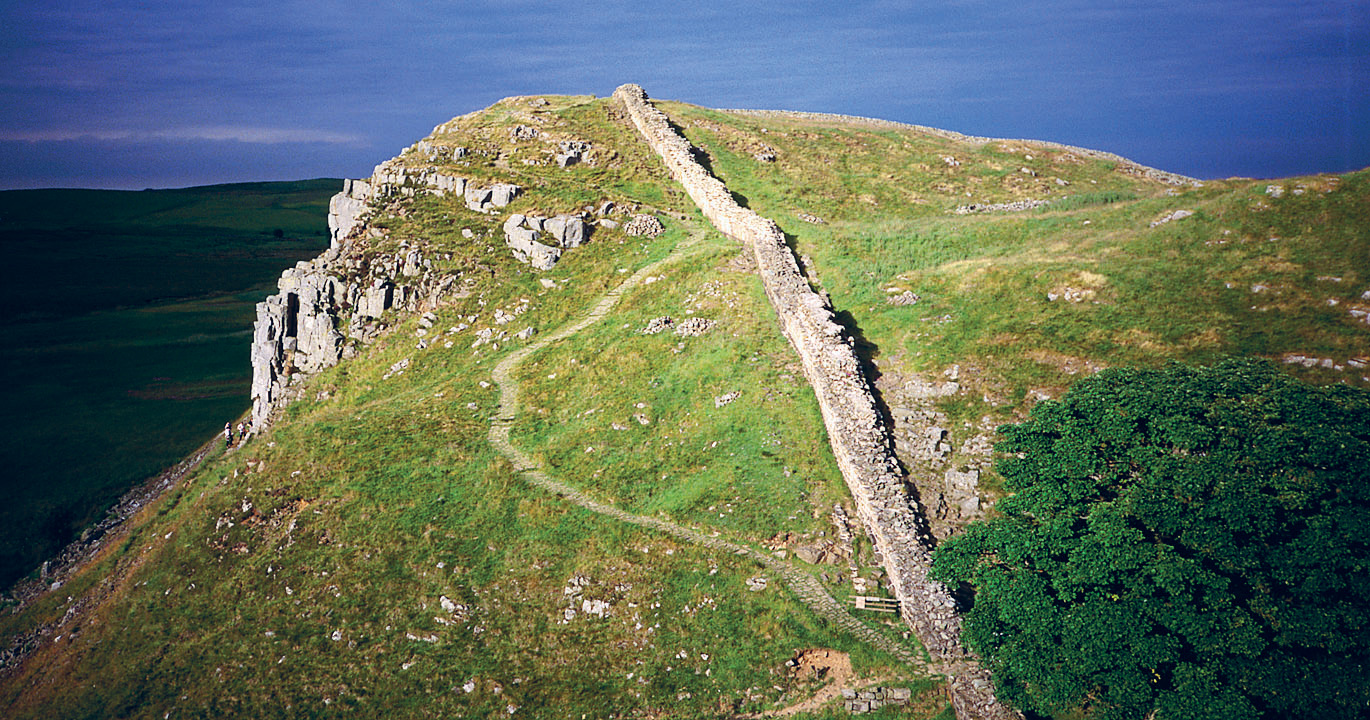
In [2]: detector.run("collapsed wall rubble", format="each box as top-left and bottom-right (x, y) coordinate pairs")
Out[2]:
(614, 83), (1018, 720)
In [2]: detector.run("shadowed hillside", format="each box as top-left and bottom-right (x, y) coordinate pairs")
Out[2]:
(0, 181), (335, 589)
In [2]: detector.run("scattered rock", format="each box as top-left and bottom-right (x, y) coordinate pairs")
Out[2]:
(843, 686), (916, 714)
(624, 214), (665, 237)
(885, 290), (919, 306)
(673, 317), (715, 337)
(1150, 209), (1194, 227)
(954, 199), (1048, 214)
(556, 140), (591, 167)
(1047, 286), (1094, 303)
(640, 316), (674, 334)
(382, 357), (410, 380)
(714, 390), (740, 408)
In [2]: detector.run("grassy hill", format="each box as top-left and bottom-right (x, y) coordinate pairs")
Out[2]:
(0, 96), (1364, 719)
(0, 180), (336, 588)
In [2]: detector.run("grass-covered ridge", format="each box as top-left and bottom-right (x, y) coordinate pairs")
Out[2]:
(662, 101), (1368, 464)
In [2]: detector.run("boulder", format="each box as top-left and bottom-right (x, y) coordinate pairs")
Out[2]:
(464, 185), (493, 211)
(543, 215), (586, 248)
(489, 183), (520, 207)
(504, 225), (561, 270)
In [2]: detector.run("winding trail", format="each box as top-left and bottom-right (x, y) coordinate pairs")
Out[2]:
(485, 226), (929, 674)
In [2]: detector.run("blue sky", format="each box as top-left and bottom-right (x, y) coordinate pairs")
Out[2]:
(1, 0), (1366, 188)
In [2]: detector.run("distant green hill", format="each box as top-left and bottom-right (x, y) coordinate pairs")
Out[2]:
(0, 180), (338, 322)
(0, 94), (1364, 720)
(0, 180), (337, 588)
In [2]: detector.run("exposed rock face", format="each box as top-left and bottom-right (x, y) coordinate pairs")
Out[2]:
(370, 159), (472, 200)
(501, 213), (588, 270)
(615, 83), (1018, 720)
(327, 179), (371, 248)
(251, 256), (350, 428)
(251, 153), (492, 429)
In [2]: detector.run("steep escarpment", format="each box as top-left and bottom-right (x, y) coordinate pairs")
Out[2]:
(614, 83), (1016, 720)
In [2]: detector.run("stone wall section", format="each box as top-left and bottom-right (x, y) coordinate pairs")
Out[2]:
(613, 84), (1017, 720)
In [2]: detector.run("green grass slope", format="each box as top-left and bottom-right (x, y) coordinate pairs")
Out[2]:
(4, 94), (1364, 720)
(661, 102), (1369, 491)
(0, 99), (939, 719)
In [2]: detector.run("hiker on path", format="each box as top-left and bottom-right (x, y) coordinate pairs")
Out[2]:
(224, 422), (233, 449)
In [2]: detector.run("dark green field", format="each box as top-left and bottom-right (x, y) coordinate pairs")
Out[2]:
(0, 180), (338, 587)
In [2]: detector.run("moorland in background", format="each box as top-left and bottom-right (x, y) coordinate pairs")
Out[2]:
(0, 180), (336, 587)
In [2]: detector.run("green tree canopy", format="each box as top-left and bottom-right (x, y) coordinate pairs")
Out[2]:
(930, 359), (1370, 719)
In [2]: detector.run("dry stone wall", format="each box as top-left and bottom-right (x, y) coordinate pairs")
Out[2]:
(614, 83), (1018, 720)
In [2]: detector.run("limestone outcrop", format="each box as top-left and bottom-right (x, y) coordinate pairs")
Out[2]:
(251, 152), (495, 429)
(501, 213), (588, 270)
(327, 178), (371, 248)
(615, 83), (1018, 720)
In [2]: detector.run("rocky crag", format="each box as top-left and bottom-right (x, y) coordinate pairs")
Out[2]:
(614, 83), (1017, 720)
(251, 154), (524, 429)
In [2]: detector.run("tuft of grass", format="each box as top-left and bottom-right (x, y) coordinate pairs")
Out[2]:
(1040, 190), (1137, 211)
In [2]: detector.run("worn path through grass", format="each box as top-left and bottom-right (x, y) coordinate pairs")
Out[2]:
(485, 223), (930, 680)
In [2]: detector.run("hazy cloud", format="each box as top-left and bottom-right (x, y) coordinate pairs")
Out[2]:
(0, 127), (367, 145)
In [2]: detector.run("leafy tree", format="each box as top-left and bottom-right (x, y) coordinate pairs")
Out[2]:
(931, 359), (1370, 719)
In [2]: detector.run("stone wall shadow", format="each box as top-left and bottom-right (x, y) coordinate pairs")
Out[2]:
(831, 307), (937, 545)
(831, 308), (895, 439)
(659, 115), (751, 209)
